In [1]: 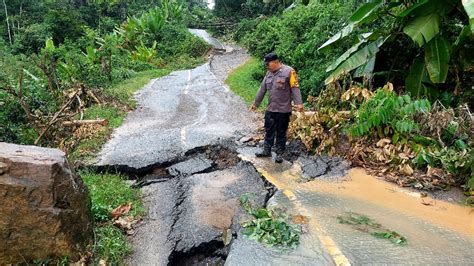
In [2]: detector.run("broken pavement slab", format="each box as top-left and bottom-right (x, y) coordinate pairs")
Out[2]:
(97, 58), (257, 170)
(168, 162), (268, 258)
(167, 155), (214, 176)
(127, 146), (268, 265)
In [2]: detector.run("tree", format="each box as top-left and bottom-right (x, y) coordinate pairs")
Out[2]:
(319, 0), (473, 103)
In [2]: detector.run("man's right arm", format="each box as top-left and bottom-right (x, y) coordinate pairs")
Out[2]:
(253, 77), (267, 108)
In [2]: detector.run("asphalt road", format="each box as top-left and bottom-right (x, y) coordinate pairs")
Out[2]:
(97, 61), (257, 169)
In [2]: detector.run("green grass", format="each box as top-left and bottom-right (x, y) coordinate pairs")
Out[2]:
(83, 106), (126, 128)
(81, 171), (145, 222)
(226, 57), (268, 110)
(80, 171), (145, 263)
(94, 224), (131, 264)
(104, 69), (171, 108)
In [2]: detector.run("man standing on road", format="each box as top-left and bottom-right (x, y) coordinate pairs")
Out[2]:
(250, 53), (304, 163)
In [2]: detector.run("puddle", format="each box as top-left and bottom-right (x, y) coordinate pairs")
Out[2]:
(303, 168), (474, 238)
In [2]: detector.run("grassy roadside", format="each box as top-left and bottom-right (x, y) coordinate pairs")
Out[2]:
(81, 171), (145, 264)
(225, 57), (267, 110)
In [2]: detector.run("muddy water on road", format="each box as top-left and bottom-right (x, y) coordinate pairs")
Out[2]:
(237, 147), (473, 265)
(307, 168), (474, 239)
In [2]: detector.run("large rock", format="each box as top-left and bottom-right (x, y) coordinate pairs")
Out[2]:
(0, 142), (93, 264)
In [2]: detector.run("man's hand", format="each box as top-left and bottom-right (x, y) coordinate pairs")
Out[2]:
(295, 104), (304, 112)
(249, 104), (257, 112)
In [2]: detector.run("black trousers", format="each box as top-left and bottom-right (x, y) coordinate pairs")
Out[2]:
(263, 111), (291, 154)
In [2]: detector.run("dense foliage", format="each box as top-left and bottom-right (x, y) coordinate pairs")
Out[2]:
(237, 1), (363, 100)
(320, 0), (474, 106)
(0, 0), (210, 145)
(226, 0), (473, 192)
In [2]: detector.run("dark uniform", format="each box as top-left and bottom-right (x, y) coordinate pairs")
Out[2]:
(253, 60), (303, 156)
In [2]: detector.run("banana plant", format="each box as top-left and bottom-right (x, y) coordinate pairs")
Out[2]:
(318, 0), (473, 100)
(131, 41), (158, 63)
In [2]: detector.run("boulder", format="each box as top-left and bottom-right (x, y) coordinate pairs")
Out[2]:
(0, 142), (93, 264)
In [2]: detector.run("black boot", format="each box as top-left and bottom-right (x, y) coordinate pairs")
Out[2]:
(275, 153), (283, 163)
(255, 146), (271, 157)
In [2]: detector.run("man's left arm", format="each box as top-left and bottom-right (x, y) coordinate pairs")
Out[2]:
(289, 70), (304, 112)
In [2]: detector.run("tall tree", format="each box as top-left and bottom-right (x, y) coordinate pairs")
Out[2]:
(2, 0), (11, 44)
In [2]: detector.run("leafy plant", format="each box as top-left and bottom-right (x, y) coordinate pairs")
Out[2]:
(239, 193), (301, 250)
(349, 83), (431, 138)
(338, 212), (407, 245)
(131, 41), (158, 63)
(319, 0), (474, 101)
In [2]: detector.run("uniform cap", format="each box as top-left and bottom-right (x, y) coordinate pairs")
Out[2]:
(264, 53), (279, 63)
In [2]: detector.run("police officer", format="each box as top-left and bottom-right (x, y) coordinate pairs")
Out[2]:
(250, 53), (304, 163)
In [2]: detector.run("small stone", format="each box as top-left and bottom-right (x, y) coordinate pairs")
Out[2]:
(239, 136), (253, 143)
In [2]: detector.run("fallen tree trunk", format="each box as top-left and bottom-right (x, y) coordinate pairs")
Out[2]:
(62, 119), (108, 126)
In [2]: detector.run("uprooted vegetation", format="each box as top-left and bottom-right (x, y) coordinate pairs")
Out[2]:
(239, 193), (302, 250)
(0, 0), (210, 155)
(289, 83), (473, 193)
(337, 212), (407, 246)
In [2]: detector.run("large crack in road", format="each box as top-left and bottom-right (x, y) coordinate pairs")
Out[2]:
(96, 33), (474, 265)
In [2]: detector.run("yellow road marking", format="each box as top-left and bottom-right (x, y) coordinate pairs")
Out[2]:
(255, 166), (351, 266)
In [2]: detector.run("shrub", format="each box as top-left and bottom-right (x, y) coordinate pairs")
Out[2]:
(349, 83), (431, 139)
(240, 1), (360, 98)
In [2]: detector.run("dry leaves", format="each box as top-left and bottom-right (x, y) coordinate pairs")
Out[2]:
(292, 215), (310, 225)
(114, 216), (139, 235)
(341, 86), (373, 102)
(111, 202), (132, 219)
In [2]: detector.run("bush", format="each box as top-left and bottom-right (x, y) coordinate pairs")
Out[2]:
(240, 1), (360, 98)
(11, 23), (51, 55)
(349, 84), (431, 139)
(155, 24), (210, 58)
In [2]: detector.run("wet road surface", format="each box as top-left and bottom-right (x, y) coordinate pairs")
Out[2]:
(189, 29), (225, 51)
(235, 147), (474, 266)
(97, 63), (258, 169)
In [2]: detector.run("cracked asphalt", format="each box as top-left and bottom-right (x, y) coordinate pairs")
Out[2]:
(97, 53), (258, 169)
(97, 31), (474, 265)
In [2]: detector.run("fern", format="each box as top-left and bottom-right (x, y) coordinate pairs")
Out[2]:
(349, 85), (431, 137)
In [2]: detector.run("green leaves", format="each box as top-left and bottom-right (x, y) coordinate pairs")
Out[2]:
(405, 56), (432, 98)
(239, 194), (301, 250)
(424, 36), (450, 83)
(462, 0), (474, 32)
(338, 212), (407, 246)
(348, 0), (383, 24)
(403, 13), (440, 47)
(44, 37), (55, 53)
(318, 24), (354, 51)
(325, 37), (385, 84)
(349, 86), (431, 137)
(325, 35), (370, 73)
(318, 0), (382, 51)
(398, 0), (429, 17)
